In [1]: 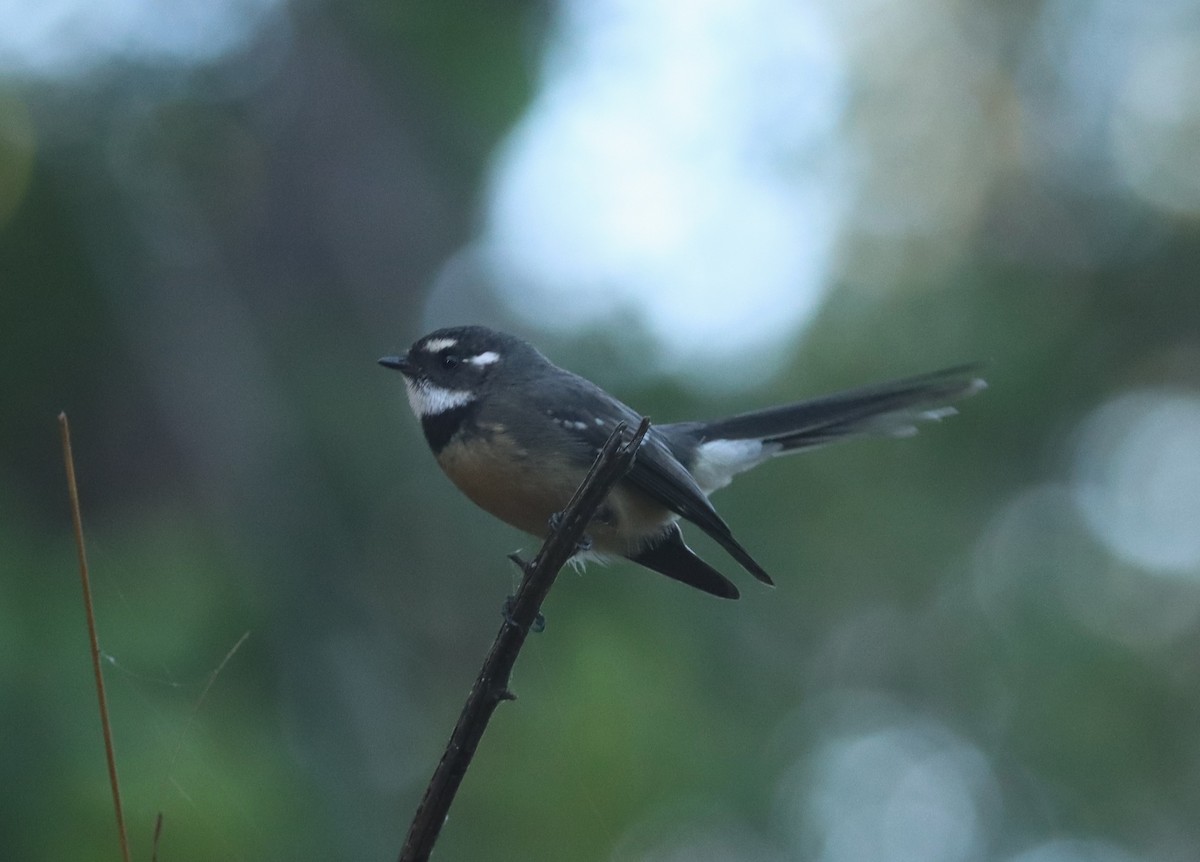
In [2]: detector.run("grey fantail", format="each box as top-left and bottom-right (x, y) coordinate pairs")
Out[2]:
(380, 325), (984, 599)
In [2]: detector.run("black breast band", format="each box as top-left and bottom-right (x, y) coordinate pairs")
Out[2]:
(421, 402), (478, 453)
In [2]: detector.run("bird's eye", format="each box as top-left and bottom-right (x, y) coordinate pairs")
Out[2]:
(440, 354), (460, 370)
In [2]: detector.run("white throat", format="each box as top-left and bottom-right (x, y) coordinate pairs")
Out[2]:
(404, 379), (475, 417)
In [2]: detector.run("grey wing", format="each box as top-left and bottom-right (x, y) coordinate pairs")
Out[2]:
(625, 429), (774, 585)
(529, 372), (773, 585)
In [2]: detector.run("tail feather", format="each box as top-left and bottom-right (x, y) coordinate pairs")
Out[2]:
(629, 524), (742, 599)
(698, 365), (985, 453)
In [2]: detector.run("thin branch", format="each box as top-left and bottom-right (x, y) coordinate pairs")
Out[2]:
(398, 416), (652, 862)
(151, 813), (164, 862)
(60, 412), (132, 862)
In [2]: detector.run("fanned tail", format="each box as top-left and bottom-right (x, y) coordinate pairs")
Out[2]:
(699, 365), (985, 453)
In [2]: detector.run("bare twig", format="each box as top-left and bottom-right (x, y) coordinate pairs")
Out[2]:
(151, 813), (163, 862)
(398, 417), (652, 862)
(60, 412), (132, 862)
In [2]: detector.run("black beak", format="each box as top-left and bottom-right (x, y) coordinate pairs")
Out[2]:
(378, 353), (413, 374)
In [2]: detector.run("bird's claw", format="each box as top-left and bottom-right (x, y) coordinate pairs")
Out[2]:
(547, 512), (593, 554)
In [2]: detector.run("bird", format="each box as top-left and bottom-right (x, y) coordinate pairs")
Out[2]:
(379, 325), (984, 599)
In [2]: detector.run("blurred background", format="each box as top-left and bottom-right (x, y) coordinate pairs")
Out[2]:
(4, 0), (1199, 860)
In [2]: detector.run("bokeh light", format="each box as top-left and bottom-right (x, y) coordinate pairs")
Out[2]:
(0, 0), (287, 78)
(974, 480), (1200, 651)
(479, 0), (848, 382)
(776, 694), (998, 862)
(1004, 839), (1145, 862)
(1072, 388), (1200, 578)
(1027, 0), (1200, 215)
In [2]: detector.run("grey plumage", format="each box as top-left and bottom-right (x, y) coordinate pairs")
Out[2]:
(382, 326), (985, 599)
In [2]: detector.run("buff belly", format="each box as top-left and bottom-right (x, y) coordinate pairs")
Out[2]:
(435, 432), (673, 554)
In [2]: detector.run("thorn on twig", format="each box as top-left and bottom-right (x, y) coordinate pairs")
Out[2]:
(501, 596), (545, 633)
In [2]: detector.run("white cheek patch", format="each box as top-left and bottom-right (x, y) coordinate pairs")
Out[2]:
(420, 337), (458, 353)
(690, 439), (781, 493)
(467, 351), (501, 366)
(404, 379), (475, 417)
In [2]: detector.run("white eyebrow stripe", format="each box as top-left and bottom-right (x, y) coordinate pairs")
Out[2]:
(468, 351), (501, 366)
(404, 380), (475, 416)
(421, 337), (458, 353)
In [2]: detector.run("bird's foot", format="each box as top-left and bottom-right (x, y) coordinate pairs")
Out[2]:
(547, 511), (594, 553)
